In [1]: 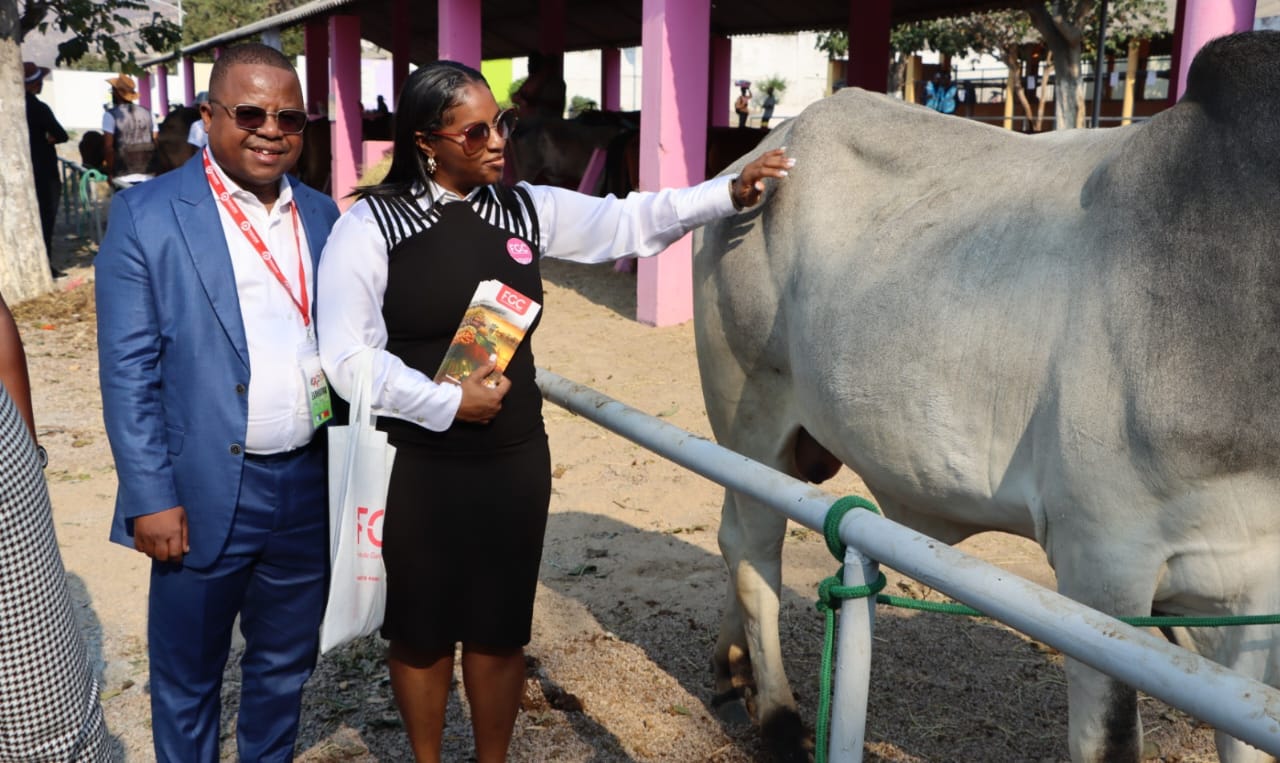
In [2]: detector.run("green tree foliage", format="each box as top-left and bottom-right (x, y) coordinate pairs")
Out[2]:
(19, 0), (182, 71)
(567, 94), (597, 118)
(814, 30), (846, 59)
(756, 75), (786, 99)
(181, 0), (304, 59)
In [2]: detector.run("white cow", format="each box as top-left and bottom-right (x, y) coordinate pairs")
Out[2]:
(692, 31), (1280, 763)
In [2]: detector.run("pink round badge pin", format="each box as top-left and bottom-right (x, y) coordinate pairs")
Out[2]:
(506, 237), (533, 265)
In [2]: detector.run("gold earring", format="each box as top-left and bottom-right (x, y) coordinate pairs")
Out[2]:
(426, 155), (437, 175)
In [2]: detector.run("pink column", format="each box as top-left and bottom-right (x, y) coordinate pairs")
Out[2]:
(637, 0), (711, 326)
(439, 0), (481, 68)
(847, 0), (891, 92)
(183, 57), (196, 105)
(156, 64), (170, 116)
(601, 47), (621, 111)
(329, 14), (362, 205)
(709, 35), (731, 127)
(138, 72), (152, 111)
(305, 21), (330, 116)
(392, 0), (410, 106)
(1172, 0), (1257, 100)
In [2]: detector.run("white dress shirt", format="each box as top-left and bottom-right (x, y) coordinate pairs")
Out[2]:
(317, 176), (738, 433)
(205, 149), (316, 453)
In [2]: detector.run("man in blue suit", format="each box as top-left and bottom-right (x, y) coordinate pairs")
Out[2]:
(96, 44), (339, 762)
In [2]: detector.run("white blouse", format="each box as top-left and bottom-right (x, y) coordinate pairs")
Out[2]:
(316, 176), (739, 431)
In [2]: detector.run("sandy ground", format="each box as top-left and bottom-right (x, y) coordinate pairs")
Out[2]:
(14, 208), (1222, 762)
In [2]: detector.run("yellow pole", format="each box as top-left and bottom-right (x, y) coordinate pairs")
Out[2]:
(1003, 67), (1016, 131)
(1121, 38), (1139, 126)
(904, 55), (920, 103)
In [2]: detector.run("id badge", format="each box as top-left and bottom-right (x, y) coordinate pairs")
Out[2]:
(299, 342), (333, 430)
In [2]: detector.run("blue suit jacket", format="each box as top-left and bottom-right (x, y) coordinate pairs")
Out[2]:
(96, 153), (340, 569)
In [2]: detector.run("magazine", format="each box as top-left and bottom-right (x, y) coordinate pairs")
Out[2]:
(434, 280), (541, 387)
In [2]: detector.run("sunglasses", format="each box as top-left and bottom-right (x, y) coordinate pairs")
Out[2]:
(429, 109), (518, 153)
(209, 100), (308, 135)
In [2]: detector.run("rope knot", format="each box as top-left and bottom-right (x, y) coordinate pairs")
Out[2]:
(822, 495), (881, 561)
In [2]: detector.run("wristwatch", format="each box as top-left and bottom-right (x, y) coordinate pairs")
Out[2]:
(36, 445), (48, 469)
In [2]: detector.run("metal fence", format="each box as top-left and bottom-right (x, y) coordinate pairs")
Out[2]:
(57, 157), (134, 245)
(535, 368), (1280, 761)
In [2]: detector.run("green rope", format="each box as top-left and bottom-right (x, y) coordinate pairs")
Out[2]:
(810, 494), (1280, 763)
(79, 168), (107, 204)
(814, 496), (882, 763)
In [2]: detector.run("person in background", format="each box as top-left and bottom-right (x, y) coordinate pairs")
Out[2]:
(376, 94), (390, 115)
(186, 90), (210, 152)
(734, 82), (751, 128)
(0, 290), (111, 761)
(103, 73), (156, 177)
(512, 52), (566, 122)
(925, 71), (958, 115)
(24, 61), (69, 277)
(317, 60), (792, 763)
(96, 43), (339, 763)
(760, 87), (778, 128)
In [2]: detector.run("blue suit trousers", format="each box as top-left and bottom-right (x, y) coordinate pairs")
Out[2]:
(147, 443), (327, 763)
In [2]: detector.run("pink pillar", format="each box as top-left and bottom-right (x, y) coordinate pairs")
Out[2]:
(709, 35), (731, 127)
(156, 64), (170, 116)
(138, 72), (152, 111)
(439, 0), (481, 68)
(1173, 0), (1257, 100)
(636, 0), (710, 326)
(330, 14), (362, 205)
(392, 0), (410, 106)
(847, 0), (891, 92)
(183, 57), (196, 105)
(305, 21), (330, 116)
(601, 47), (621, 111)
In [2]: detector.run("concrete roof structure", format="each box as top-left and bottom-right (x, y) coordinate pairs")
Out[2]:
(142, 0), (1023, 66)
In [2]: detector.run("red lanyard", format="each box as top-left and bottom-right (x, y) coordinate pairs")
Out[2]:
(203, 149), (310, 327)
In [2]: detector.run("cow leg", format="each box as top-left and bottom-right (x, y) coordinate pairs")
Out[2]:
(1217, 731), (1277, 763)
(1053, 543), (1158, 763)
(715, 487), (808, 761)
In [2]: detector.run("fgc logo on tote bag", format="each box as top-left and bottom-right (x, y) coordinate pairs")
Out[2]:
(357, 505), (384, 550)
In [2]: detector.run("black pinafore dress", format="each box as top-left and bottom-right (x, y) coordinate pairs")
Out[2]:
(367, 185), (550, 649)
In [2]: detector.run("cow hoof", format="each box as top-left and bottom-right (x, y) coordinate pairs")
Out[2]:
(761, 707), (811, 763)
(710, 688), (752, 726)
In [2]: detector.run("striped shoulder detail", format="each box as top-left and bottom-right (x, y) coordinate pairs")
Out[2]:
(363, 193), (440, 250)
(476, 184), (541, 252)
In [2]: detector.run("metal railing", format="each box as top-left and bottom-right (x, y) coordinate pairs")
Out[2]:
(535, 367), (1280, 761)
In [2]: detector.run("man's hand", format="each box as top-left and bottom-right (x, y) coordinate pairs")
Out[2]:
(133, 506), (189, 563)
(733, 147), (795, 209)
(453, 357), (511, 424)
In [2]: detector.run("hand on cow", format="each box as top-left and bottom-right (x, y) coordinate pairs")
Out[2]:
(732, 148), (794, 209)
(454, 356), (511, 425)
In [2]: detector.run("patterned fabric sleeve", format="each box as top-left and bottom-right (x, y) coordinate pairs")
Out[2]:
(0, 386), (110, 761)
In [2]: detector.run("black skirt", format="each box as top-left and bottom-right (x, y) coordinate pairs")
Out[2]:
(379, 432), (552, 649)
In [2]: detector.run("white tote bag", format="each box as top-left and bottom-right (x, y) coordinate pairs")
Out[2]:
(319, 351), (396, 654)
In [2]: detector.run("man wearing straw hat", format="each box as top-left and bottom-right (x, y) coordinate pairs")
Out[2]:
(24, 62), (68, 277)
(103, 72), (155, 177)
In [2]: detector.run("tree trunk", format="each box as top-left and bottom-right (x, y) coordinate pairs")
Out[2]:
(1036, 52), (1054, 131)
(1055, 44), (1084, 129)
(0, 0), (55, 302)
(1026, 0), (1092, 131)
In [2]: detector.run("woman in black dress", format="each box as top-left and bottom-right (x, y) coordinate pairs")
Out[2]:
(317, 61), (791, 762)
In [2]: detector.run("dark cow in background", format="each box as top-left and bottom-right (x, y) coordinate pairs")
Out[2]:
(694, 31), (1280, 763)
